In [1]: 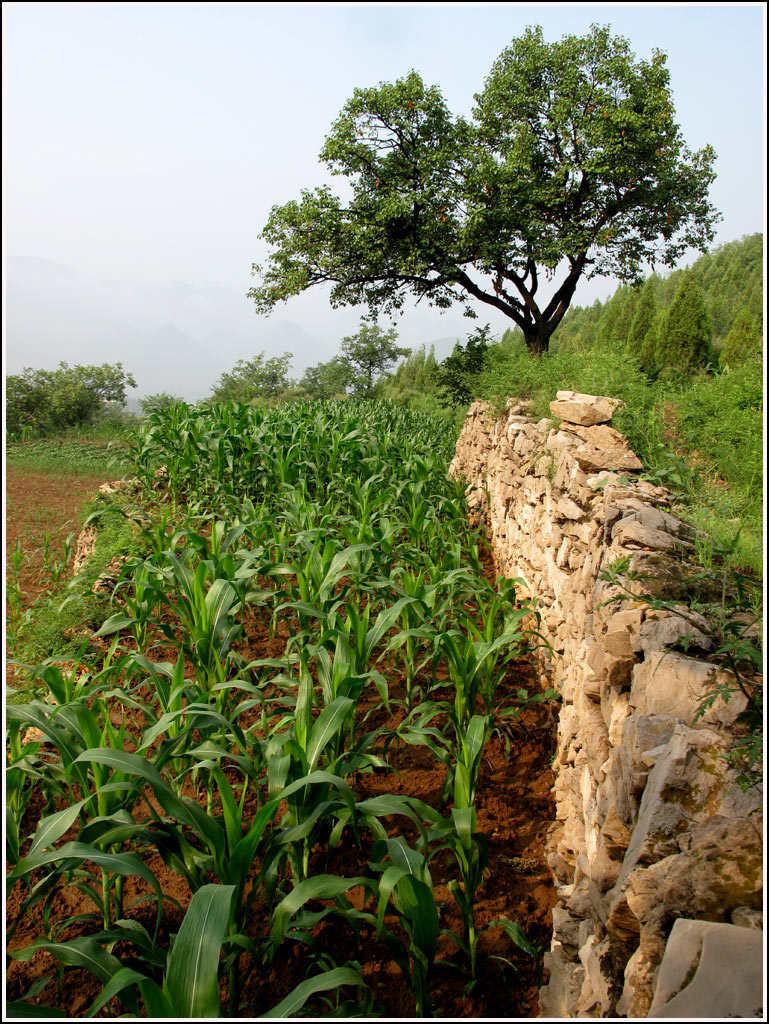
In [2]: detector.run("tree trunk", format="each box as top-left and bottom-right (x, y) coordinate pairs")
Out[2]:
(523, 325), (553, 356)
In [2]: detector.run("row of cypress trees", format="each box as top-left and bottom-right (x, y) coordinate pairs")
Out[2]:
(553, 233), (763, 373)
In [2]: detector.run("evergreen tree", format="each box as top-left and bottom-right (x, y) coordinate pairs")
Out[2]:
(627, 278), (659, 357)
(720, 308), (762, 368)
(656, 275), (712, 371)
(597, 285), (638, 349)
(640, 311), (663, 370)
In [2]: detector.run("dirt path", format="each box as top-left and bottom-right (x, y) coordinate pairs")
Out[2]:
(5, 466), (106, 611)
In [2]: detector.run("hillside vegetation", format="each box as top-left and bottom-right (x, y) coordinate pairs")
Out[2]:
(389, 234), (764, 576)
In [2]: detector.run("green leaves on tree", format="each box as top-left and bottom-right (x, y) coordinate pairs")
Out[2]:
(250, 24), (720, 356)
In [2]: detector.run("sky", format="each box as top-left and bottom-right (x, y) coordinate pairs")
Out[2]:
(3, 2), (767, 394)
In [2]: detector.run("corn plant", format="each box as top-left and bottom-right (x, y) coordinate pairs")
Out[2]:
(428, 805), (489, 982)
(264, 660), (360, 883)
(369, 836), (439, 1018)
(145, 553), (243, 696)
(5, 720), (44, 868)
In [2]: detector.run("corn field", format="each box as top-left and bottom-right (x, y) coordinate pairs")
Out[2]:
(6, 399), (555, 1018)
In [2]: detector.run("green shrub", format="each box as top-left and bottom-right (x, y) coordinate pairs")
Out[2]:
(5, 362), (136, 438)
(720, 308), (762, 368)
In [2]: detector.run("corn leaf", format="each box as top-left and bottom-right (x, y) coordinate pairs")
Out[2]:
(261, 965), (365, 1018)
(165, 884), (235, 1018)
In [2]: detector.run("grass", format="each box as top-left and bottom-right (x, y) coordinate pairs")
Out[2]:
(6, 436), (132, 476)
(5, 430), (146, 687)
(476, 340), (764, 578)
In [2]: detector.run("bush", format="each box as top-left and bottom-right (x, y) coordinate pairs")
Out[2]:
(139, 393), (184, 417)
(5, 362), (136, 438)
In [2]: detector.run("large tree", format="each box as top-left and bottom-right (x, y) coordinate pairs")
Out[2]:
(250, 25), (719, 355)
(211, 351), (293, 403)
(340, 323), (409, 398)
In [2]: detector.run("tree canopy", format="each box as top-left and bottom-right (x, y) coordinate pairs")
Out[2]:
(339, 324), (409, 397)
(211, 352), (293, 403)
(250, 24), (719, 355)
(6, 362), (136, 437)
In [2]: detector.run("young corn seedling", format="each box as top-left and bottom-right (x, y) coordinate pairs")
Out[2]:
(264, 659), (359, 884)
(369, 835), (439, 1018)
(148, 553), (244, 698)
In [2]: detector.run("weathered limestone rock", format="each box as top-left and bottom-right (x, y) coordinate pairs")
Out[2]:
(630, 650), (747, 727)
(567, 423), (644, 474)
(449, 397), (763, 1019)
(549, 390), (624, 426)
(731, 905), (763, 930)
(648, 919), (764, 1018)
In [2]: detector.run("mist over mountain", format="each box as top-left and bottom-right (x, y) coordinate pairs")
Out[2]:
(4, 255), (337, 401)
(5, 255), (481, 402)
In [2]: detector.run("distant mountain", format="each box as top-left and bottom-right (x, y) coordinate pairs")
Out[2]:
(4, 255), (331, 400)
(5, 252), (518, 399)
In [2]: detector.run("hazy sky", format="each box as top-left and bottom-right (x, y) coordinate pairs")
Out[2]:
(3, 2), (766, 367)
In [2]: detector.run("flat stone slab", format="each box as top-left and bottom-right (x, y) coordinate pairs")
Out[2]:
(649, 918), (764, 1018)
(550, 390), (623, 426)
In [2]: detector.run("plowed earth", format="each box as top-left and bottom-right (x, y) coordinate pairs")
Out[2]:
(5, 467), (558, 1019)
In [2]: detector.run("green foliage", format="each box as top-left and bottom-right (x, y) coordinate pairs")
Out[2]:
(596, 286), (638, 350)
(552, 234), (763, 359)
(5, 438), (130, 476)
(211, 351), (293, 403)
(2, 397), (566, 1017)
(437, 325), (492, 407)
(474, 337), (762, 575)
(6, 362), (136, 438)
(250, 25), (718, 354)
(720, 308), (762, 368)
(139, 392), (183, 417)
(626, 279), (659, 357)
(655, 233), (764, 346)
(339, 323), (409, 398)
(299, 356), (353, 400)
(639, 310), (663, 370)
(655, 274), (712, 371)
(380, 345), (442, 413)
(599, 551), (762, 793)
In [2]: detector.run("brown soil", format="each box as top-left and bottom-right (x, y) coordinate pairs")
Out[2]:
(5, 469), (559, 1019)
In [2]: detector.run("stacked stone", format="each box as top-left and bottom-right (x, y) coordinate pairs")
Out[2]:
(450, 392), (763, 1019)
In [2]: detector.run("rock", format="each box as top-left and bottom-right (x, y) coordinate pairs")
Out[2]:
(567, 424), (644, 474)
(448, 394), (763, 1019)
(552, 905), (581, 950)
(576, 934), (626, 1016)
(615, 930), (666, 1017)
(614, 726), (728, 890)
(649, 919), (764, 1018)
(624, 814), (763, 930)
(612, 517), (685, 553)
(550, 390), (624, 426)
(630, 651), (747, 727)
(539, 945), (585, 1017)
(72, 526), (98, 574)
(731, 906), (763, 930)
(555, 495), (585, 521)
(633, 609), (713, 656)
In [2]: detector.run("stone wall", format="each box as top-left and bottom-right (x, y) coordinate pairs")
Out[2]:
(450, 394), (763, 1018)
